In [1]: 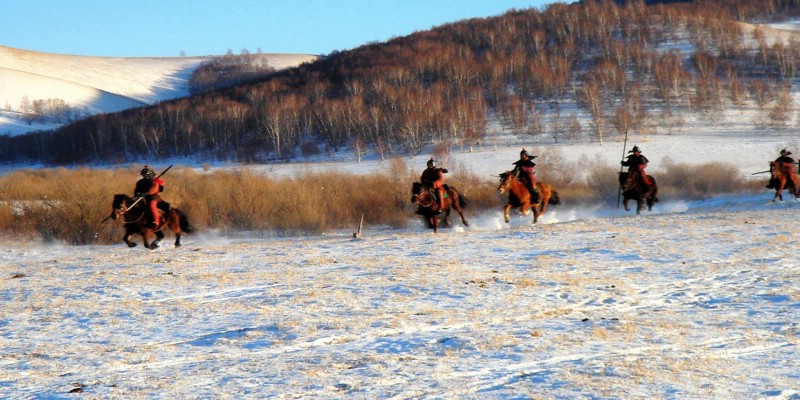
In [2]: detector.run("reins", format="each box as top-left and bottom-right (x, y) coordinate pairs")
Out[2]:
(413, 188), (435, 208)
(114, 197), (146, 224)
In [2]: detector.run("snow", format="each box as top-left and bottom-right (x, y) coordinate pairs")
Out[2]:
(2, 194), (799, 398)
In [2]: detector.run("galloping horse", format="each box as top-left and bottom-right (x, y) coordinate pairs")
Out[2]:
(618, 172), (659, 214)
(410, 182), (469, 233)
(497, 170), (560, 224)
(109, 194), (195, 249)
(768, 163), (799, 202)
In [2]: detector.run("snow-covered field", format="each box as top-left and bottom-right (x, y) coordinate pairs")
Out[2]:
(2, 186), (799, 398)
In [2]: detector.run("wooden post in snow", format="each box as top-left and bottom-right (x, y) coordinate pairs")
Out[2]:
(353, 214), (364, 239)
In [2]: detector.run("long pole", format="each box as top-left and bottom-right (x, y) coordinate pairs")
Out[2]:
(617, 127), (629, 208)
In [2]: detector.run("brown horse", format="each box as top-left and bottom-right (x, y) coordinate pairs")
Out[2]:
(768, 163), (799, 202)
(410, 182), (469, 233)
(618, 172), (659, 214)
(497, 170), (560, 224)
(109, 194), (195, 249)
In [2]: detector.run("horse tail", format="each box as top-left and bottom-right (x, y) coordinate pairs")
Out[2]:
(176, 209), (196, 234)
(459, 194), (469, 208)
(549, 191), (561, 205)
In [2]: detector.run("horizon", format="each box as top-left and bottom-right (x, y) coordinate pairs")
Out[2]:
(1, 0), (555, 58)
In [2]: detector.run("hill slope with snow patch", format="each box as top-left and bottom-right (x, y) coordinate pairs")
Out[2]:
(0, 46), (318, 135)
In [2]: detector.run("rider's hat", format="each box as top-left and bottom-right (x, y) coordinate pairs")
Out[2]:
(520, 148), (537, 159)
(780, 148), (791, 156)
(629, 145), (641, 153)
(427, 158), (435, 167)
(140, 166), (156, 179)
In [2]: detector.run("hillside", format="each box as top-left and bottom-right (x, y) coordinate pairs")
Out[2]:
(2, 0), (800, 167)
(0, 46), (319, 135)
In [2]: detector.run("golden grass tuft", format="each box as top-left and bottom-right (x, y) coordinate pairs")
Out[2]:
(0, 155), (755, 244)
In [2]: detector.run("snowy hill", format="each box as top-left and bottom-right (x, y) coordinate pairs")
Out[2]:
(0, 46), (319, 135)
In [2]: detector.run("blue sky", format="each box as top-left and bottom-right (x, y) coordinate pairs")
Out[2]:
(2, 0), (557, 58)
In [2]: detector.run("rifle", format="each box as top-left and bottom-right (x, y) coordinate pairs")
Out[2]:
(616, 127), (629, 208)
(101, 164), (173, 224)
(751, 170), (771, 175)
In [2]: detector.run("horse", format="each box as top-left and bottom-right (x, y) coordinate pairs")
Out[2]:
(109, 194), (195, 249)
(767, 163), (799, 202)
(410, 182), (469, 233)
(618, 171), (659, 214)
(497, 170), (560, 224)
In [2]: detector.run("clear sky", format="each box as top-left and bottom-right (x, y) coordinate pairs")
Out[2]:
(1, 0), (557, 58)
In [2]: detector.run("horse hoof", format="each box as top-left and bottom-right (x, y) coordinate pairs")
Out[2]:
(127, 242), (137, 248)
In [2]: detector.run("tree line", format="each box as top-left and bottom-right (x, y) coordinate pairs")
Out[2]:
(2, 0), (800, 165)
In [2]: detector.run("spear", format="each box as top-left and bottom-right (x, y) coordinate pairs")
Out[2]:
(617, 127), (629, 208)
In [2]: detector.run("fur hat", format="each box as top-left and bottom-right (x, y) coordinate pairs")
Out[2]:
(780, 149), (792, 156)
(426, 158), (435, 167)
(629, 145), (641, 153)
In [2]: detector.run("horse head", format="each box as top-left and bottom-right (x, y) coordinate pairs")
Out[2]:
(410, 182), (424, 204)
(497, 171), (514, 194)
(110, 194), (136, 221)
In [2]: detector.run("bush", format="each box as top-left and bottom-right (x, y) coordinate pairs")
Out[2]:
(0, 157), (755, 245)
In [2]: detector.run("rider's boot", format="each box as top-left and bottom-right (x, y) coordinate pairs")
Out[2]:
(527, 183), (540, 204)
(436, 190), (444, 215)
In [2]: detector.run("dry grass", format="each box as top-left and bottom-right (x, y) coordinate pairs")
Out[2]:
(0, 157), (755, 244)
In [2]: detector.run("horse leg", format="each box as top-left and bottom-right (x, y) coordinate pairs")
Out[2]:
(503, 203), (512, 223)
(144, 230), (160, 250)
(622, 196), (631, 211)
(123, 232), (137, 248)
(153, 230), (165, 246)
(450, 201), (469, 227)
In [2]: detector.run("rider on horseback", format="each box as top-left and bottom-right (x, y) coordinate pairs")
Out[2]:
(766, 149), (797, 189)
(134, 166), (170, 229)
(512, 148), (540, 204)
(621, 145), (651, 188)
(420, 158), (447, 215)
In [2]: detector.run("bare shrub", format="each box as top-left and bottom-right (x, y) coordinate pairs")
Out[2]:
(659, 160), (746, 199)
(586, 164), (622, 205)
(0, 156), (757, 245)
(1, 168), (126, 244)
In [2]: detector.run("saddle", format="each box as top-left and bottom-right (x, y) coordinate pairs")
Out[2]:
(625, 171), (650, 189)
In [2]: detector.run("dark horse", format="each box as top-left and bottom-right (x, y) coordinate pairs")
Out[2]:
(410, 182), (469, 233)
(618, 172), (659, 214)
(768, 163), (799, 202)
(109, 194), (195, 249)
(497, 170), (560, 224)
